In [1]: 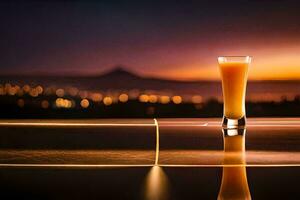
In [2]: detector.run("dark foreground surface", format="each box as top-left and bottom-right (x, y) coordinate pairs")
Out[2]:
(0, 166), (299, 200)
(0, 118), (300, 199)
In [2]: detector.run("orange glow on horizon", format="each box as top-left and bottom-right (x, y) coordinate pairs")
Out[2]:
(139, 47), (300, 81)
(151, 63), (300, 81)
(2, 43), (300, 81)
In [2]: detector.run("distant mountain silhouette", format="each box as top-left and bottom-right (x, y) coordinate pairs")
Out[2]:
(85, 66), (211, 92)
(1, 66), (300, 98)
(98, 66), (141, 79)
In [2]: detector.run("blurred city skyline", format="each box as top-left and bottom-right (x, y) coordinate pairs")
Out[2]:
(1, 1), (300, 80)
(1, 66), (300, 118)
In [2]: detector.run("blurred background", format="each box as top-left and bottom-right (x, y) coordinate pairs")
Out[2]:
(1, 1), (300, 118)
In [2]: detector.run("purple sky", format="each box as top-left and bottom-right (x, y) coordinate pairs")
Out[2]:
(1, 1), (300, 80)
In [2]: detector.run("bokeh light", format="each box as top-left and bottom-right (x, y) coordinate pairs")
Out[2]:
(172, 96), (182, 104)
(68, 87), (79, 96)
(79, 90), (88, 99)
(159, 96), (170, 104)
(90, 93), (103, 102)
(149, 95), (158, 103)
(8, 86), (17, 96)
(41, 100), (50, 109)
(29, 88), (39, 97)
(55, 88), (65, 97)
(139, 94), (149, 103)
(36, 85), (43, 94)
(80, 98), (90, 108)
(22, 85), (30, 93)
(192, 95), (203, 104)
(103, 96), (113, 106)
(56, 98), (72, 108)
(119, 93), (129, 103)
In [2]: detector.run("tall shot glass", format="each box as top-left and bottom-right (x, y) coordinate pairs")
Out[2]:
(218, 56), (251, 129)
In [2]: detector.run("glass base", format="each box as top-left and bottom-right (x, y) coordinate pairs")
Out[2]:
(222, 116), (246, 129)
(222, 128), (246, 137)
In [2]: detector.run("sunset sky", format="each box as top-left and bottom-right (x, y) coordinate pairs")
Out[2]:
(1, 1), (300, 80)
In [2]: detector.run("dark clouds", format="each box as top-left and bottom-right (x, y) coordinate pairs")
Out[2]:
(1, 1), (300, 77)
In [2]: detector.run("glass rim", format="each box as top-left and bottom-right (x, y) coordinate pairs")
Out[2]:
(218, 56), (252, 63)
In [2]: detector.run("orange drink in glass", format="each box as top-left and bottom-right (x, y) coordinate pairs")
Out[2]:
(218, 56), (251, 128)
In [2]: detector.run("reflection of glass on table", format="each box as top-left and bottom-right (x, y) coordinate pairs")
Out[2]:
(157, 118), (300, 166)
(218, 128), (251, 200)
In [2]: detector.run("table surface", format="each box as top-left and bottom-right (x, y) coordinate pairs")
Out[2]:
(0, 118), (299, 167)
(0, 118), (300, 199)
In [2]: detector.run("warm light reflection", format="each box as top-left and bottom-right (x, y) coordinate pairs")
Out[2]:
(154, 118), (159, 165)
(143, 166), (169, 200)
(218, 166), (251, 200)
(218, 128), (251, 200)
(0, 121), (156, 127)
